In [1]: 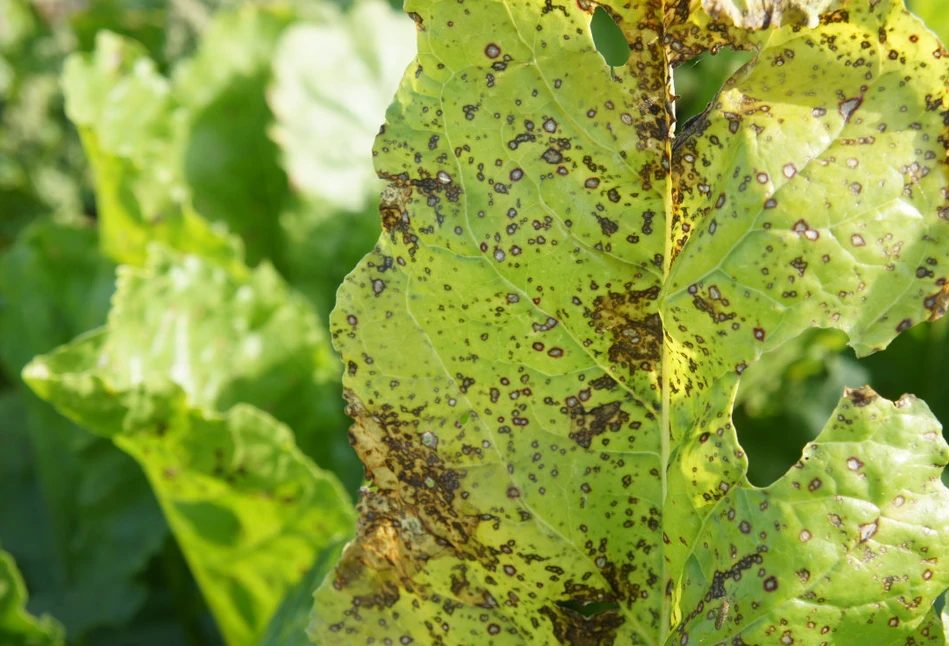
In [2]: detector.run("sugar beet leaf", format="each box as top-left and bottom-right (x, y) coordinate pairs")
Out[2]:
(315, 1), (949, 644)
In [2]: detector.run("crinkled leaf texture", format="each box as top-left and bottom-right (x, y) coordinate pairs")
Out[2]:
(62, 6), (292, 269)
(23, 245), (356, 646)
(0, 549), (63, 646)
(269, 0), (416, 212)
(316, 0), (949, 644)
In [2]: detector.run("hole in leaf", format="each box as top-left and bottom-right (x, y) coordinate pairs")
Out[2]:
(734, 328), (869, 488)
(590, 7), (629, 72)
(673, 48), (754, 126)
(738, 318), (949, 488)
(860, 317), (949, 425)
(556, 599), (620, 618)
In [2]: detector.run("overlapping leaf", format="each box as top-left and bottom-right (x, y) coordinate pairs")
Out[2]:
(62, 8), (291, 269)
(259, 538), (349, 646)
(315, 0), (949, 643)
(0, 219), (173, 638)
(24, 245), (356, 645)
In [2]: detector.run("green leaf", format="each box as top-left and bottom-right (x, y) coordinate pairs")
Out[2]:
(173, 7), (293, 267)
(0, 548), (63, 646)
(23, 245), (357, 646)
(62, 31), (242, 268)
(97, 242), (358, 488)
(259, 537), (348, 646)
(314, 0), (949, 643)
(0, 220), (170, 638)
(0, 217), (113, 377)
(268, 0), (415, 212)
(62, 5), (294, 269)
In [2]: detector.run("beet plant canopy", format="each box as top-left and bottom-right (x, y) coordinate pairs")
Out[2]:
(315, 0), (949, 644)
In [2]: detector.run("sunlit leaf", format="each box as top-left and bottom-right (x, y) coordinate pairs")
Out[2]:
(314, 0), (949, 643)
(269, 0), (415, 212)
(259, 537), (348, 646)
(62, 6), (293, 269)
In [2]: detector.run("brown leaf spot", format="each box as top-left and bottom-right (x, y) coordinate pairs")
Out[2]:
(566, 400), (629, 449)
(844, 386), (878, 407)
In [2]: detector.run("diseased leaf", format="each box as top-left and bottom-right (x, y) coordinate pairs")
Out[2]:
(694, 0), (842, 30)
(907, 604), (947, 643)
(315, 0), (949, 644)
(0, 548), (63, 646)
(23, 245), (356, 646)
(268, 0), (415, 212)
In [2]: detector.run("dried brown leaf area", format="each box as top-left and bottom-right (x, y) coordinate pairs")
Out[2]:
(314, 0), (949, 644)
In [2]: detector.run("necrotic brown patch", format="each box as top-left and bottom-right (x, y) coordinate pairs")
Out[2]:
(585, 286), (662, 374)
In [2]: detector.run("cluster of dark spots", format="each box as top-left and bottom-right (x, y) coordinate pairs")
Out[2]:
(689, 285), (736, 325)
(596, 214), (619, 236)
(675, 552), (767, 633)
(463, 104), (479, 121)
(844, 386), (878, 407)
(584, 285), (662, 374)
(642, 210), (655, 234)
(589, 374), (617, 391)
(792, 219), (819, 241)
(538, 603), (624, 646)
(563, 398), (629, 449)
(924, 283), (949, 319)
(790, 257), (807, 278)
(338, 392), (493, 585)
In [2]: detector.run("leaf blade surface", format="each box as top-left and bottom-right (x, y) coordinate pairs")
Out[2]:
(316, 0), (949, 644)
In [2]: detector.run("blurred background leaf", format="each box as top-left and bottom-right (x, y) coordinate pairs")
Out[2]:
(2, 0), (412, 643)
(0, 547), (64, 645)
